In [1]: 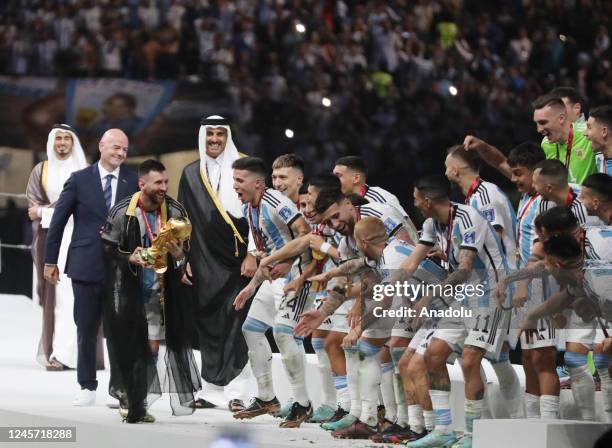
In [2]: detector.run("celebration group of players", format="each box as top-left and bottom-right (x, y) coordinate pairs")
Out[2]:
(226, 87), (612, 448)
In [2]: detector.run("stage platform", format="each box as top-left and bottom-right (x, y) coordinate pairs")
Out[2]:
(1, 293), (610, 448)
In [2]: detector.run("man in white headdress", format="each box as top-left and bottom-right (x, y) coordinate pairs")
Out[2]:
(26, 124), (98, 371)
(178, 115), (256, 410)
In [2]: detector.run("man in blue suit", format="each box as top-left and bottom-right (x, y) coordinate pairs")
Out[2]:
(43, 128), (139, 406)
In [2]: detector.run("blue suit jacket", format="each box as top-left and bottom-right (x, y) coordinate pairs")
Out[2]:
(44, 163), (139, 283)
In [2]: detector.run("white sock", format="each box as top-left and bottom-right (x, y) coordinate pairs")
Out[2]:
(380, 362), (397, 422)
(311, 337), (336, 408)
(595, 353), (612, 422)
(242, 318), (274, 401)
(273, 325), (309, 406)
(423, 409), (435, 432)
(408, 404), (425, 433)
(359, 343), (382, 427)
(393, 373), (409, 427)
(430, 389), (452, 434)
(334, 374), (351, 411)
(540, 394), (559, 419)
(491, 359), (523, 418)
(565, 352), (595, 421)
(525, 393), (540, 419)
(464, 399), (483, 436)
(344, 346), (361, 419)
(390, 347), (408, 427)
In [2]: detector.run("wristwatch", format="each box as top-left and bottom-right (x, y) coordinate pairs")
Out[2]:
(174, 256), (186, 269)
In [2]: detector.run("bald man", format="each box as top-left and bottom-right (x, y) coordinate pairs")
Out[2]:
(44, 129), (139, 406)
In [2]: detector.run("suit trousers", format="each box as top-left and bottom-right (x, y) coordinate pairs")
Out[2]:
(72, 280), (103, 391)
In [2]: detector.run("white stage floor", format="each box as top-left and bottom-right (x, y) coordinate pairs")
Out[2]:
(1, 293), (610, 448)
(0, 294), (376, 448)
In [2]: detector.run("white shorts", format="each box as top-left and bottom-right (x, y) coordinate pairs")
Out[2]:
(409, 328), (436, 355)
(314, 290), (333, 331)
(432, 308), (509, 361)
(520, 317), (558, 349)
(561, 310), (597, 348)
(247, 278), (285, 327)
(275, 281), (316, 329)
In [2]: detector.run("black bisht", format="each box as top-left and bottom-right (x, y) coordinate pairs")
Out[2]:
(101, 196), (201, 419)
(178, 160), (250, 386)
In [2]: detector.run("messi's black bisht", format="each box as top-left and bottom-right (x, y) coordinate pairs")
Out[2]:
(101, 195), (201, 419)
(178, 161), (250, 386)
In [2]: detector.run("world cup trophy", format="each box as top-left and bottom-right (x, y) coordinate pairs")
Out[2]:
(139, 217), (192, 273)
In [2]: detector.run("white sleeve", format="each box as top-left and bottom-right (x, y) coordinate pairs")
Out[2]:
(380, 207), (404, 237)
(459, 218), (485, 252)
(275, 195), (301, 225)
(40, 207), (55, 229)
(419, 218), (436, 246)
(480, 200), (503, 230)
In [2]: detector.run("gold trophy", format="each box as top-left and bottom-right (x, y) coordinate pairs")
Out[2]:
(139, 217), (192, 273)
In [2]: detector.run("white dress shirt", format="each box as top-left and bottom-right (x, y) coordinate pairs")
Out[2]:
(98, 162), (120, 208)
(205, 151), (225, 193)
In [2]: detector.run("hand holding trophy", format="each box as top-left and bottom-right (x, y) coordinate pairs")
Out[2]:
(139, 217), (192, 273)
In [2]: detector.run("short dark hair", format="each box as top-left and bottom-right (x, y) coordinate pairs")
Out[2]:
(535, 159), (568, 185)
(446, 144), (481, 172)
(298, 184), (309, 195)
(543, 233), (582, 260)
(507, 142), (546, 169)
(582, 173), (612, 202)
(308, 173), (341, 192)
(314, 187), (345, 214)
(138, 159), (165, 177)
(534, 206), (579, 234)
(335, 156), (367, 176)
(272, 153), (305, 173)
(550, 86), (588, 112)
(589, 105), (612, 129)
(532, 93), (566, 111)
(415, 175), (450, 200)
(232, 156), (267, 178)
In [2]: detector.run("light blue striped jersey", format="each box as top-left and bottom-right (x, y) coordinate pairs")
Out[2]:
(516, 193), (544, 267)
(595, 153), (612, 176)
(467, 180), (517, 269)
(243, 188), (301, 256)
(584, 226), (612, 262)
(419, 202), (509, 308)
(365, 238), (446, 284)
(338, 201), (417, 260)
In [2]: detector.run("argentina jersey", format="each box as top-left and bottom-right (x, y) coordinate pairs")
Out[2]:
(419, 203), (509, 309)
(467, 180), (517, 269)
(584, 226), (612, 262)
(243, 188), (301, 256)
(570, 260), (612, 322)
(516, 193), (543, 267)
(359, 201), (419, 244)
(595, 153), (612, 176)
(566, 190), (588, 226)
(362, 184), (409, 217)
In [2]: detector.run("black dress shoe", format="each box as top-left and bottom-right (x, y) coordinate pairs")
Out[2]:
(228, 399), (246, 413)
(191, 398), (217, 409)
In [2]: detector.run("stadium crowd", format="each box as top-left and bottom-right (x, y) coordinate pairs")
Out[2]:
(2, 0), (612, 195)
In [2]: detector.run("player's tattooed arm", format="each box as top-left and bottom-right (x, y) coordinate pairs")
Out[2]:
(308, 257), (368, 283)
(440, 248), (476, 288)
(319, 289), (347, 316)
(501, 261), (547, 285)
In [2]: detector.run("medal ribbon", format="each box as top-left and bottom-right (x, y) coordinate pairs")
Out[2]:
(464, 176), (481, 204)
